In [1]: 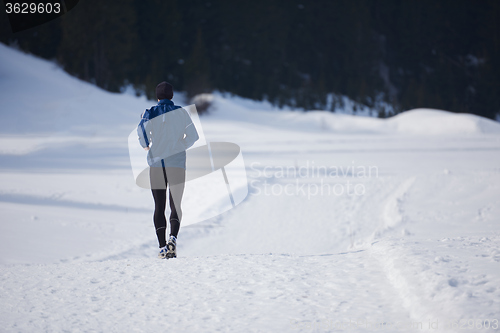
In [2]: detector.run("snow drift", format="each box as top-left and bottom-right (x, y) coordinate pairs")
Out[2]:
(388, 109), (500, 135)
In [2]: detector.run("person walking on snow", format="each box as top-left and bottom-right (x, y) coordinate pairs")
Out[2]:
(137, 81), (199, 259)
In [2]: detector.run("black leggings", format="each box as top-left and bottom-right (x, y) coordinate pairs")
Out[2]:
(150, 166), (185, 248)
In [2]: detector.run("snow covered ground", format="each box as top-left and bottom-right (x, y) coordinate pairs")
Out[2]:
(1, 43), (500, 332)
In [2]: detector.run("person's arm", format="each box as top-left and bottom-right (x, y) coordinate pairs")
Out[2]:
(137, 109), (151, 150)
(182, 111), (199, 150)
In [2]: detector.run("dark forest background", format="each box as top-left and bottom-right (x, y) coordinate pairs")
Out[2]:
(1, 0), (499, 119)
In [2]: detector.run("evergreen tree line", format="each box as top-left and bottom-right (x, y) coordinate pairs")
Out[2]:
(1, 0), (498, 119)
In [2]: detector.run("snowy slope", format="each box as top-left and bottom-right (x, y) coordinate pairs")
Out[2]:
(1, 43), (500, 332)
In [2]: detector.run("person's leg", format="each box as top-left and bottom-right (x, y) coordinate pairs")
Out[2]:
(150, 166), (168, 248)
(168, 192), (180, 238)
(165, 167), (186, 238)
(151, 189), (167, 248)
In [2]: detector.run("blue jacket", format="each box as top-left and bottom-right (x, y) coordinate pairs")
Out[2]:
(137, 99), (199, 168)
(138, 99), (179, 147)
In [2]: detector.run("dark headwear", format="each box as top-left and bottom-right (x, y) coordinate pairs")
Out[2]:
(156, 81), (174, 100)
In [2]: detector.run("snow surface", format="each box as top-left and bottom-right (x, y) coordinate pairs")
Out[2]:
(1, 43), (500, 332)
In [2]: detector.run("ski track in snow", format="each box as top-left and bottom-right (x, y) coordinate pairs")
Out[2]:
(1, 43), (500, 332)
(380, 176), (416, 233)
(371, 236), (500, 327)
